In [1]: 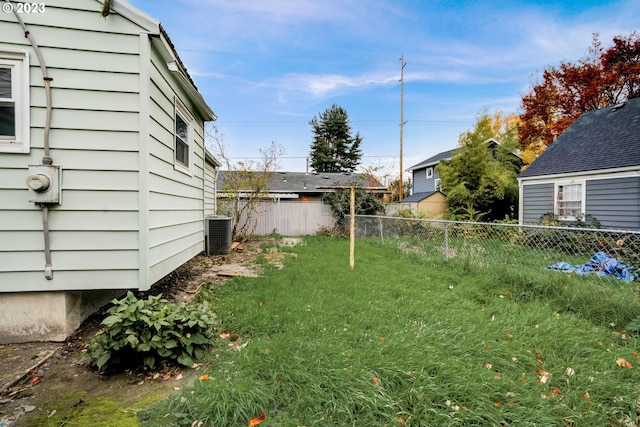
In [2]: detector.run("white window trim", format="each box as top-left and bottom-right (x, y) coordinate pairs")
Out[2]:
(554, 180), (585, 220)
(426, 167), (433, 179)
(434, 178), (441, 192)
(0, 49), (30, 153)
(174, 98), (193, 174)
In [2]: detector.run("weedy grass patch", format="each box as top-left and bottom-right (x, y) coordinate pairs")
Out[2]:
(142, 236), (640, 426)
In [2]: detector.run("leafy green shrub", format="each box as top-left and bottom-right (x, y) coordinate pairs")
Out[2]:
(87, 291), (217, 372)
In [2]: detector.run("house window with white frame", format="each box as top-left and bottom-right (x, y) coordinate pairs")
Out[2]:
(174, 101), (193, 171)
(556, 182), (583, 219)
(434, 178), (441, 192)
(0, 50), (29, 153)
(426, 167), (433, 178)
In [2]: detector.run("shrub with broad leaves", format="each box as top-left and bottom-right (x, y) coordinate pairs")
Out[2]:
(88, 291), (217, 372)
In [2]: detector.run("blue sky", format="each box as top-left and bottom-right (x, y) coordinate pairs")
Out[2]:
(130, 0), (639, 175)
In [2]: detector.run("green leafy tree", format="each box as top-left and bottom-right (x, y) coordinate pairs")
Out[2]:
(436, 111), (521, 221)
(309, 104), (363, 172)
(323, 186), (384, 230)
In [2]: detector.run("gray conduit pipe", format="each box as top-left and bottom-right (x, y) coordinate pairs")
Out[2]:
(42, 206), (52, 278)
(6, 0), (55, 279)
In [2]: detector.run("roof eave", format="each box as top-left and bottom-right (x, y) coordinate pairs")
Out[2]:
(154, 34), (217, 122)
(205, 149), (221, 167)
(104, 1), (216, 122)
(107, 0), (159, 33)
(407, 160), (441, 171)
(518, 165), (640, 182)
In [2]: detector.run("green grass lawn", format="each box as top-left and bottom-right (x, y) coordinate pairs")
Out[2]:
(141, 236), (640, 426)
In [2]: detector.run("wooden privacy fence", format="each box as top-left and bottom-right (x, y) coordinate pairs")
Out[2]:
(230, 199), (335, 236)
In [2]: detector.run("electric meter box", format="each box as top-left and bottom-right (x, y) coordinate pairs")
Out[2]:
(26, 164), (61, 204)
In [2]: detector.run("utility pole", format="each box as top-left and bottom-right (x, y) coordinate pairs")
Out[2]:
(399, 55), (406, 201)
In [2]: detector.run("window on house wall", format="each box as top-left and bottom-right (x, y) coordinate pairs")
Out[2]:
(434, 178), (441, 191)
(174, 100), (193, 171)
(556, 182), (583, 219)
(426, 167), (433, 178)
(0, 51), (29, 153)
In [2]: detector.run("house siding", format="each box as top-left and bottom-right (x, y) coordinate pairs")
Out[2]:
(0, 2), (146, 292)
(412, 167), (440, 193)
(521, 183), (554, 224)
(416, 192), (447, 218)
(586, 177), (640, 231)
(0, 1), (217, 342)
(145, 44), (207, 286)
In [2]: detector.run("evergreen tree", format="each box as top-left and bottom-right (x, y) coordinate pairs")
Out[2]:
(309, 104), (363, 172)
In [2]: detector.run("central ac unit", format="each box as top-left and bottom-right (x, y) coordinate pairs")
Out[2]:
(204, 216), (232, 255)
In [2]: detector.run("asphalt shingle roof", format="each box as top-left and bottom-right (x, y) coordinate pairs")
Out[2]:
(216, 171), (388, 194)
(402, 191), (438, 202)
(407, 149), (455, 171)
(519, 97), (640, 178)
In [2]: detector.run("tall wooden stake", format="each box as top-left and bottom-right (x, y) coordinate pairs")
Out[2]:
(399, 55), (406, 201)
(316, 185), (387, 270)
(349, 186), (355, 269)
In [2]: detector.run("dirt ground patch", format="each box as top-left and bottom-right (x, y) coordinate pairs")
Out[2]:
(0, 238), (301, 426)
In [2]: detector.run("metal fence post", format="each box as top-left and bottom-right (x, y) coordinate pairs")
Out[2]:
(444, 222), (449, 261)
(378, 216), (384, 245)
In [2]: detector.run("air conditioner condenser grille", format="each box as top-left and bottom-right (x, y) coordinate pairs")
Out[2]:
(205, 216), (232, 255)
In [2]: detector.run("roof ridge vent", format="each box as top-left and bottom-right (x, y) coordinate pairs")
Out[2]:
(612, 102), (626, 111)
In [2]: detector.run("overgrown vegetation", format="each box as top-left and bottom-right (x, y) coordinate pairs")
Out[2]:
(88, 292), (217, 372)
(436, 110), (522, 221)
(538, 212), (602, 229)
(141, 237), (640, 426)
(322, 186), (385, 230)
(207, 124), (285, 239)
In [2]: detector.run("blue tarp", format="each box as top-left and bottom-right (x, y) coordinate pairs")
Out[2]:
(548, 251), (637, 282)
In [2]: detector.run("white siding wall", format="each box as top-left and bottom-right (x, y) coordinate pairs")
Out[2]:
(0, 2), (146, 291)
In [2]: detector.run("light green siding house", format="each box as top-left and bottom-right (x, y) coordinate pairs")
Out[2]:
(0, 0), (218, 343)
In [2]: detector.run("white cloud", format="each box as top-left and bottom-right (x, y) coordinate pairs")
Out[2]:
(194, 0), (347, 21)
(260, 72), (398, 99)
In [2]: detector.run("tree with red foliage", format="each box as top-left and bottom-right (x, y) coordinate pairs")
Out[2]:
(519, 32), (640, 162)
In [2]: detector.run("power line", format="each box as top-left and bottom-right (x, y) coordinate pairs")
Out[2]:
(180, 48), (398, 64)
(226, 154), (411, 160)
(218, 119), (470, 126)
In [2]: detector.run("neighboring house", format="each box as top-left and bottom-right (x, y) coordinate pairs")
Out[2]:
(0, 1), (218, 343)
(407, 149), (453, 195)
(406, 138), (521, 220)
(518, 98), (640, 231)
(387, 191), (448, 218)
(216, 171), (387, 236)
(408, 138), (518, 197)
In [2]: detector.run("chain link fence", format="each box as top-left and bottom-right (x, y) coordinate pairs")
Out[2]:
(353, 215), (640, 282)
